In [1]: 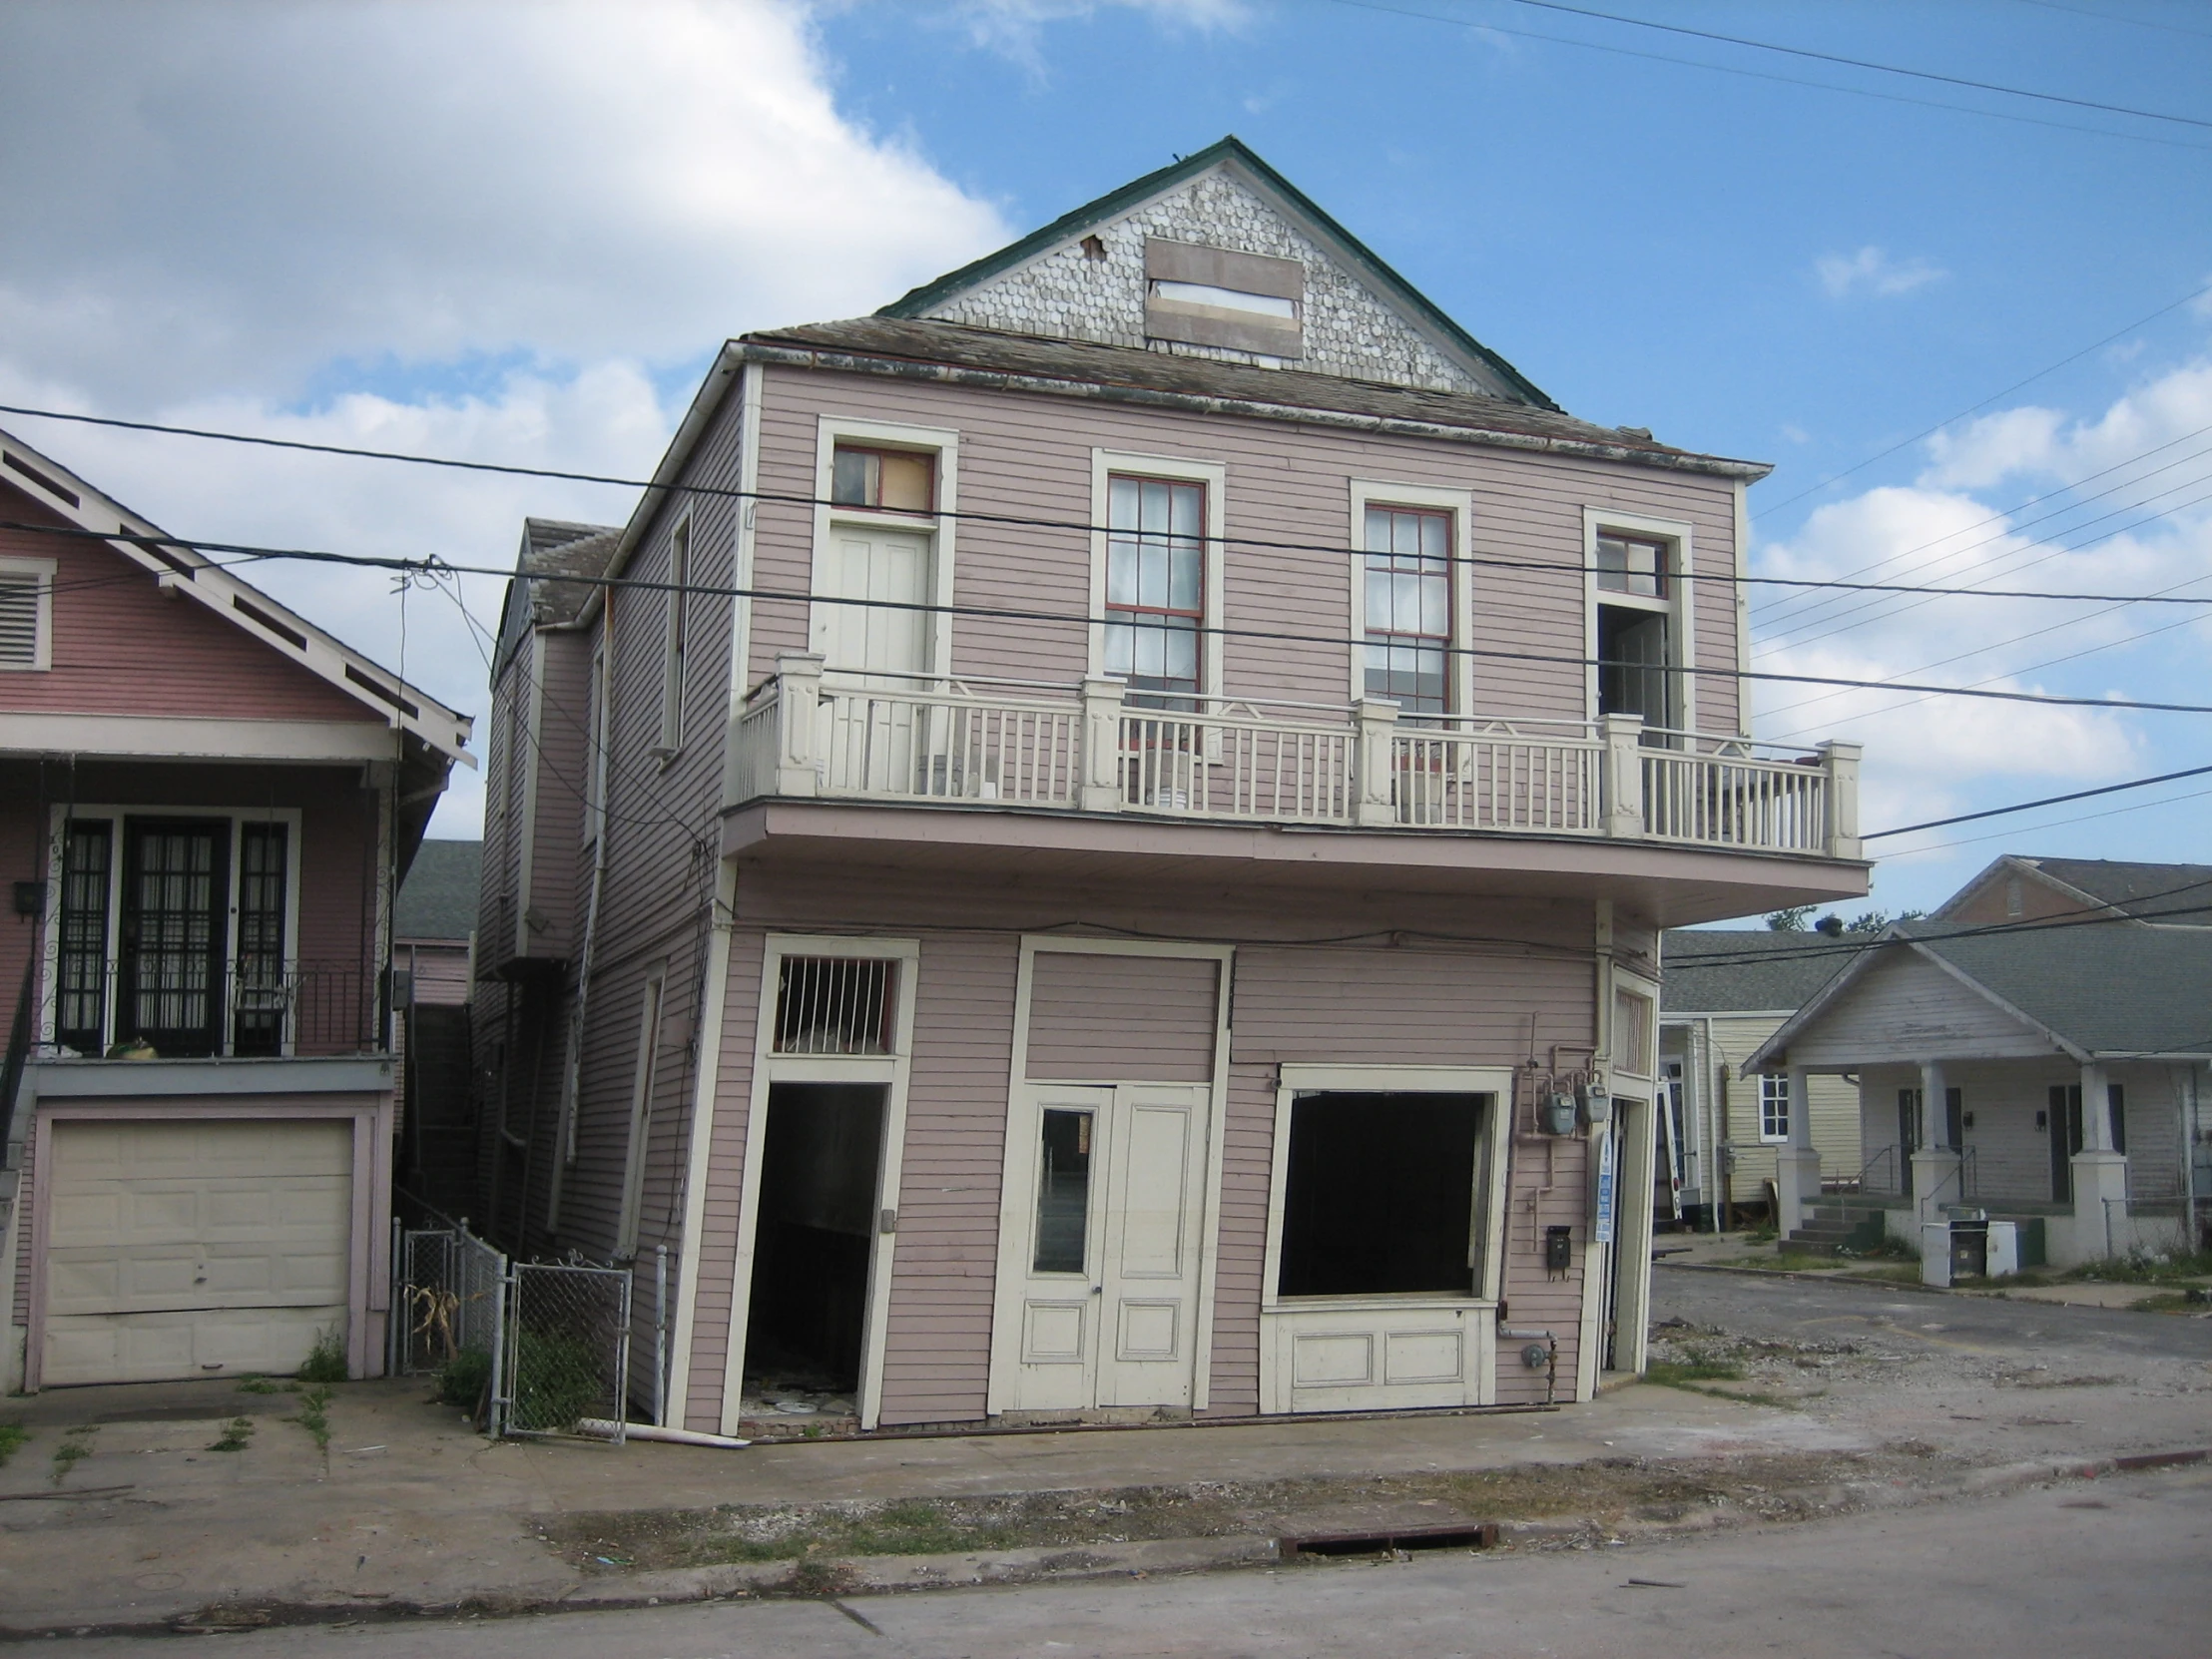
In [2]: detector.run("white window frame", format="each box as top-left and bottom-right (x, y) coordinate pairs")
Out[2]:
(583, 638), (610, 846)
(654, 511), (693, 759)
(1758, 1071), (1792, 1144)
(38, 804), (304, 1056)
(1089, 449), (1226, 703)
(616, 964), (668, 1257)
(1582, 507), (1696, 733)
(0, 554), (55, 671)
(811, 417), (960, 686)
(1607, 966), (1659, 1083)
(1346, 481), (1473, 714)
(721, 932), (920, 1435)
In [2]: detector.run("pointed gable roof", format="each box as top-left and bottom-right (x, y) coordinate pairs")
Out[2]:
(0, 423), (473, 765)
(877, 137), (1558, 409)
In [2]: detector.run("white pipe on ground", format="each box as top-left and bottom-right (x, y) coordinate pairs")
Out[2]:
(576, 1417), (750, 1448)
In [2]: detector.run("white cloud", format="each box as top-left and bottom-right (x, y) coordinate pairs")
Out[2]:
(1920, 356), (2212, 489)
(1815, 246), (1946, 299)
(946, 0), (1247, 68)
(0, 0), (1019, 838)
(0, 0), (1007, 407)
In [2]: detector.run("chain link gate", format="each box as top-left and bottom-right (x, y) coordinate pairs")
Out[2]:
(502, 1261), (632, 1442)
(392, 1223), (511, 1434)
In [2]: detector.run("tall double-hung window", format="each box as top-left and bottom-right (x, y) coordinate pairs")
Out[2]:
(1363, 506), (1451, 715)
(1104, 475), (1204, 705)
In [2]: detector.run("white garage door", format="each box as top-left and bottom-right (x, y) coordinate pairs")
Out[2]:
(42, 1118), (353, 1385)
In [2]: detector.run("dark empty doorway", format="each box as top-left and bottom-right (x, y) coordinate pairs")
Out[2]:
(744, 1083), (886, 1402)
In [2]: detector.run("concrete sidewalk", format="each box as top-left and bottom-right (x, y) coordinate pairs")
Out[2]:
(0, 1376), (1864, 1632)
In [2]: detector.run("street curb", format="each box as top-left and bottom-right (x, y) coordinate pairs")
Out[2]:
(7, 1448), (2205, 1641)
(1657, 1261), (1959, 1297)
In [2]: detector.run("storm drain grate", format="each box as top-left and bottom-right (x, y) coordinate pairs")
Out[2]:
(1280, 1520), (1501, 1558)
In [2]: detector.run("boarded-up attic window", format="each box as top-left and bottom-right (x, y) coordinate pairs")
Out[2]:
(775, 956), (896, 1055)
(1613, 985), (1654, 1078)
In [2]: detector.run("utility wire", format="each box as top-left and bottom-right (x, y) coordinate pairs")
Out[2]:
(1326, 0), (2212, 148)
(1865, 761), (2212, 838)
(1752, 277), (2212, 519)
(1490, 0), (2212, 128)
(7, 402), (2212, 611)
(14, 516), (2212, 717)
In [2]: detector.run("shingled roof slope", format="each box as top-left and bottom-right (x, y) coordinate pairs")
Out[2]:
(396, 838), (482, 941)
(1903, 920), (2212, 1056)
(1661, 930), (1854, 1014)
(2028, 858), (2212, 924)
(743, 317), (1767, 477)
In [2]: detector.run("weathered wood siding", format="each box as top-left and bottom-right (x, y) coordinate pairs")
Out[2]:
(0, 489), (372, 724)
(673, 863), (1610, 1428)
(747, 366), (1744, 733)
(1025, 951), (1218, 1082)
(1787, 949), (2059, 1067)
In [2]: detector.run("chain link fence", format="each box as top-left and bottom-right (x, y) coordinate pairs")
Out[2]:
(388, 1200), (629, 1443)
(504, 1261), (631, 1442)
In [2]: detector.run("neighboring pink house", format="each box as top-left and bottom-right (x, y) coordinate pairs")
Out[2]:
(473, 140), (1868, 1436)
(0, 427), (471, 1390)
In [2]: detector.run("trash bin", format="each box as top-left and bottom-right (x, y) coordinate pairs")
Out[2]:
(1985, 1220), (2019, 1279)
(1921, 1221), (1953, 1288)
(1949, 1220), (1987, 1280)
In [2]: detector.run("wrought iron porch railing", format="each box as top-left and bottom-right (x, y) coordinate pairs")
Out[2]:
(46, 956), (379, 1059)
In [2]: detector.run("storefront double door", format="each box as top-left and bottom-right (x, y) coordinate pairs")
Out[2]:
(996, 1083), (1211, 1414)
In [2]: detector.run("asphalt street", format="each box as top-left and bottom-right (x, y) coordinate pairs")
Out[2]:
(1651, 1263), (2212, 1361)
(57, 1465), (2212, 1658)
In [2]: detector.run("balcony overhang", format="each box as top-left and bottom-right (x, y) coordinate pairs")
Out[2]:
(720, 800), (1869, 928)
(26, 1054), (395, 1099)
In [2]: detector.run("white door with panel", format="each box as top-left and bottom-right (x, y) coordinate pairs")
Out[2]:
(1003, 1083), (1211, 1413)
(41, 1118), (352, 1385)
(814, 527), (933, 793)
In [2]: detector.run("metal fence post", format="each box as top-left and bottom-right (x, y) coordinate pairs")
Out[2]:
(654, 1245), (669, 1428)
(489, 1264), (511, 1440)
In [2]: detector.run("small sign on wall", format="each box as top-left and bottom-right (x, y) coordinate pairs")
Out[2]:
(1591, 1130), (1617, 1246)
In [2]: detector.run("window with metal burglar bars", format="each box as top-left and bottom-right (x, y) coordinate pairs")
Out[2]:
(233, 822), (288, 1055)
(774, 956), (896, 1055)
(57, 821), (112, 1051)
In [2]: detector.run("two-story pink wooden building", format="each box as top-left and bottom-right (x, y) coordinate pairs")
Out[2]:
(474, 140), (1867, 1437)
(1, 426), (471, 1391)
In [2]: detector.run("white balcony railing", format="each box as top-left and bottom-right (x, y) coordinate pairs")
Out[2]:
(735, 656), (1862, 859)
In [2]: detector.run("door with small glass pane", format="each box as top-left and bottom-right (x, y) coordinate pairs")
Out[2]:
(119, 820), (230, 1057)
(1003, 1082), (1211, 1413)
(814, 527), (933, 793)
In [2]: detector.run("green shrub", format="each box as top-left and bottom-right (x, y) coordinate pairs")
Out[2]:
(0, 1420), (26, 1468)
(434, 1347), (496, 1411)
(506, 1328), (605, 1433)
(295, 1327), (349, 1383)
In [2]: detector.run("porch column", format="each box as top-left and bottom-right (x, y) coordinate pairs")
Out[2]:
(1078, 677), (1127, 815)
(2072, 1059), (2127, 1261)
(1912, 1060), (1961, 1225)
(1600, 714), (1645, 839)
(1774, 1066), (1822, 1241)
(1818, 740), (1863, 860)
(1354, 698), (1401, 828)
(772, 653), (824, 798)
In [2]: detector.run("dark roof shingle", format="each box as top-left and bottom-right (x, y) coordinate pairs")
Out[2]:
(1900, 920), (2212, 1056)
(1661, 930), (1854, 1014)
(2028, 858), (2212, 924)
(396, 839), (482, 940)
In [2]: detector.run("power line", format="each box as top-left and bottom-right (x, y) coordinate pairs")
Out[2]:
(1893, 781), (2212, 858)
(1865, 760), (2212, 838)
(8, 401), (2212, 611)
(1326, 0), (2212, 148)
(2005, 0), (2212, 43)
(1754, 277), (2212, 519)
(1491, 0), (2212, 129)
(14, 515), (2212, 717)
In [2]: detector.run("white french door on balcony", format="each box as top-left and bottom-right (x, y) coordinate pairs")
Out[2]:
(813, 526), (933, 793)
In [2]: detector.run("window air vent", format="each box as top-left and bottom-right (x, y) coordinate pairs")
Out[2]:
(774, 956), (896, 1055)
(344, 662), (421, 718)
(0, 572), (40, 667)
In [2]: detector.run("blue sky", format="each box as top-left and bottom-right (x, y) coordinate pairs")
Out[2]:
(2, 0), (2207, 921)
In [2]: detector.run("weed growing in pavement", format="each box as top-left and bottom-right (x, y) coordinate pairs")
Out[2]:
(235, 1375), (285, 1394)
(0, 1420), (26, 1467)
(50, 1424), (97, 1486)
(432, 1347), (494, 1411)
(2065, 1248), (2212, 1286)
(208, 1416), (255, 1453)
(295, 1328), (349, 1383)
(1645, 1354), (1745, 1385)
(290, 1384), (333, 1450)
(2129, 1289), (2212, 1315)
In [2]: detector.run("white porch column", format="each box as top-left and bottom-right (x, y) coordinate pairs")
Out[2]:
(1600, 714), (1645, 839)
(1354, 698), (1401, 828)
(1818, 740), (1863, 860)
(772, 653), (824, 798)
(2073, 1060), (2127, 1262)
(1078, 676), (1127, 815)
(1912, 1060), (1961, 1224)
(1774, 1066), (1822, 1241)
